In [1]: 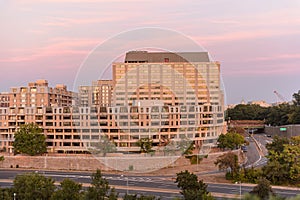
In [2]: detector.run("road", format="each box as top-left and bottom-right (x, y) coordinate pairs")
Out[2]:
(243, 133), (273, 168)
(1, 169), (300, 199)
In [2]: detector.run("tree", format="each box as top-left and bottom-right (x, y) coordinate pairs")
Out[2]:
(263, 136), (300, 185)
(226, 104), (268, 121)
(215, 152), (239, 179)
(292, 90), (300, 106)
(250, 177), (274, 200)
(0, 156), (4, 167)
(137, 138), (153, 153)
(89, 135), (117, 157)
(13, 172), (55, 200)
(217, 133), (245, 150)
(50, 178), (84, 200)
(123, 194), (160, 200)
(85, 169), (118, 200)
(0, 187), (12, 200)
(175, 170), (213, 200)
(288, 106), (300, 124)
(13, 123), (47, 156)
(266, 136), (289, 153)
(265, 103), (291, 126)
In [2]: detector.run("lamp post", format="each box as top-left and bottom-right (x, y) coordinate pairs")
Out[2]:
(121, 174), (129, 194)
(13, 193), (16, 200)
(235, 181), (242, 200)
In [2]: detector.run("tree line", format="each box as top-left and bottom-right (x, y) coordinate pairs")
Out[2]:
(3, 168), (297, 200)
(226, 90), (300, 126)
(0, 169), (162, 200)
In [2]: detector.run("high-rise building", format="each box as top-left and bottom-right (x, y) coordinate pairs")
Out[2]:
(78, 80), (113, 107)
(111, 51), (225, 149)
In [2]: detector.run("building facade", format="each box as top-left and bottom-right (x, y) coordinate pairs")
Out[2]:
(78, 80), (113, 107)
(9, 80), (74, 108)
(0, 51), (225, 154)
(0, 93), (10, 107)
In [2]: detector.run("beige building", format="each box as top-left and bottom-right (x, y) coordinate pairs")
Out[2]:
(78, 80), (113, 107)
(0, 51), (225, 154)
(9, 80), (74, 108)
(111, 51), (225, 149)
(0, 93), (10, 107)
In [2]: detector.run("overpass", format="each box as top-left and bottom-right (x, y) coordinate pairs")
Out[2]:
(228, 120), (265, 132)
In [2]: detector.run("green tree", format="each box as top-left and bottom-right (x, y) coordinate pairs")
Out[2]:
(265, 103), (291, 126)
(215, 152), (239, 179)
(85, 169), (118, 200)
(288, 106), (300, 124)
(137, 138), (153, 153)
(50, 178), (84, 200)
(0, 155), (4, 167)
(250, 177), (274, 200)
(0, 187), (12, 200)
(263, 136), (300, 185)
(217, 133), (245, 150)
(13, 123), (47, 156)
(242, 193), (260, 200)
(266, 136), (289, 153)
(123, 194), (160, 200)
(13, 172), (55, 200)
(241, 167), (262, 184)
(226, 104), (268, 121)
(175, 170), (213, 200)
(286, 195), (300, 200)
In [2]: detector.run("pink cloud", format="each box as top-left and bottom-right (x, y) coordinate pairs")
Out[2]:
(194, 29), (300, 45)
(0, 38), (101, 63)
(254, 54), (300, 61)
(41, 17), (120, 27)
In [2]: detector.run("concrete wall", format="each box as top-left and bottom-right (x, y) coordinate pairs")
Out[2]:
(265, 125), (300, 138)
(0, 155), (107, 171)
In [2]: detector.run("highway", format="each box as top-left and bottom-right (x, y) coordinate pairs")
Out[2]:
(1, 169), (300, 199)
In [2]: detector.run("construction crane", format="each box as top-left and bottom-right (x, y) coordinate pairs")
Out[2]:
(274, 90), (287, 104)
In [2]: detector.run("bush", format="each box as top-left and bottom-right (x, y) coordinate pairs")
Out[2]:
(185, 155), (203, 165)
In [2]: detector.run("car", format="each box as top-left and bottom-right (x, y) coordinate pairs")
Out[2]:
(267, 135), (272, 137)
(241, 145), (248, 152)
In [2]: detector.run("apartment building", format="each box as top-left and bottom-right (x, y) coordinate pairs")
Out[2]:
(9, 79), (74, 108)
(0, 51), (225, 154)
(78, 80), (113, 107)
(0, 93), (10, 107)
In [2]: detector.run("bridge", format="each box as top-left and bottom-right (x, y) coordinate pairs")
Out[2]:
(228, 120), (265, 131)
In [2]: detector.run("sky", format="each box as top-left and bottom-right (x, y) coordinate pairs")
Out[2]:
(0, 0), (300, 105)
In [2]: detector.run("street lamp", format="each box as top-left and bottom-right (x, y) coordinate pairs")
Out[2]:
(235, 181), (242, 200)
(121, 174), (129, 194)
(13, 193), (16, 200)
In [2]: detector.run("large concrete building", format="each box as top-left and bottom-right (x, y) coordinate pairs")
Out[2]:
(111, 51), (225, 149)
(0, 51), (225, 154)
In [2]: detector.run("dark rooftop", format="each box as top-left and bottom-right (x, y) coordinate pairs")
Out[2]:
(124, 51), (210, 63)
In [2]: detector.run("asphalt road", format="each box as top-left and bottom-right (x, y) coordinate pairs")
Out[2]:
(1, 169), (300, 199)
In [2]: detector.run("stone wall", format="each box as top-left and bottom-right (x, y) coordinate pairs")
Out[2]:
(0, 154), (185, 173)
(0, 154), (107, 171)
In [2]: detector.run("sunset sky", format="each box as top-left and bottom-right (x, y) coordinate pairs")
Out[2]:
(1, 0), (300, 104)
